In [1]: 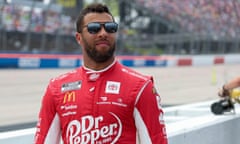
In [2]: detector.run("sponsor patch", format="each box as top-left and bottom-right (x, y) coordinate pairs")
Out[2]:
(105, 81), (121, 94)
(152, 87), (159, 95)
(61, 81), (81, 92)
(66, 113), (122, 144)
(63, 91), (76, 103)
(156, 95), (162, 109)
(89, 73), (100, 81)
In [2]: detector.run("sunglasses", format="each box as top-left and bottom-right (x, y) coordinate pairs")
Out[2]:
(83, 22), (118, 34)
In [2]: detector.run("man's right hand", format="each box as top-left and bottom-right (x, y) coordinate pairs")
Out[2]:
(218, 85), (230, 97)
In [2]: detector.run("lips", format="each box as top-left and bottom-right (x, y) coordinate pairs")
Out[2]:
(96, 40), (110, 47)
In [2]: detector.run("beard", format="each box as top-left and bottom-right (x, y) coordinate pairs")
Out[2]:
(82, 37), (115, 63)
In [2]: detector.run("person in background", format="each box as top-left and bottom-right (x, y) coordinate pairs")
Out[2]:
(34, 3), (168, 144)
(218, 76), (240, 97)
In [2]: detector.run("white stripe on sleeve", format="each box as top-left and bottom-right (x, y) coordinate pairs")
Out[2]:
(134, 108), (152, 144)
(44, 114), (61, 144)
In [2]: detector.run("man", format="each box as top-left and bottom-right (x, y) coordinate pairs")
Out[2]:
(34, 3), (168, 144)
(218, 76), (240, 97)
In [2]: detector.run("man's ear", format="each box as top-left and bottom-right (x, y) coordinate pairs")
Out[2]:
(75, 32), (82, 45)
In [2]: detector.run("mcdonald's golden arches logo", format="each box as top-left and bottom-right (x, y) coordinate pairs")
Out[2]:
(63, 91), (76, 103)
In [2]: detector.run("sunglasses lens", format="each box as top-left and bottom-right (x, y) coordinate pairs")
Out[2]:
(87, 23), (101, 34)
(105, 22), (118, 33)
(86, 22), (118, 34)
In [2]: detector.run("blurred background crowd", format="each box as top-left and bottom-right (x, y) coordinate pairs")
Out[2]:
(0, 0), (240, 55)
(1, 3), (74, 34)
(137, 0), (240, 37)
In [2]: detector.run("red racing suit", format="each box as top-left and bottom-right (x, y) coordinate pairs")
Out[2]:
(34, 60), (168, 144)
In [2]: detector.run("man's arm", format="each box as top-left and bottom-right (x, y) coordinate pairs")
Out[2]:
(223, 76), (240, 90)
(219, 76), (240, 97)
(34, 85), (61, 144)
(134, 80), (168, 144)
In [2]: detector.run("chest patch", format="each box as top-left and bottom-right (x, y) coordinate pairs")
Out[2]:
(105, 81), (121, 94)
(61, 81), (82, 92)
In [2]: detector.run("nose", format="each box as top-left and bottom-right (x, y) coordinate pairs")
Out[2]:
(97, 26), (108, 36)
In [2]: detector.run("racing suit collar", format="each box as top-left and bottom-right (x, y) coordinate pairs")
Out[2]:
(83, 59), (117, 74)
(83, 59), (117, 81)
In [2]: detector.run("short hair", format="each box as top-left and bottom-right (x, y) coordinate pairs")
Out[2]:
(76, 3), (115, 33)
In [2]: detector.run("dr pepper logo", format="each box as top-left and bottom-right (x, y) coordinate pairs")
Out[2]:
(66, 113), (122, 144)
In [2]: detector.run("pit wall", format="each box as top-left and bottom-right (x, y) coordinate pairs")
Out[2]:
(165, 101), (240, 144)
(0, 53), (240, 68)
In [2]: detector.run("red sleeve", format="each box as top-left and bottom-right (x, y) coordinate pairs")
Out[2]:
(134, 79), (168, 144)
(34, 83), (61, 144)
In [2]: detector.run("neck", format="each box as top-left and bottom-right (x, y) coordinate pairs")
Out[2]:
(83, 56), (115, 71)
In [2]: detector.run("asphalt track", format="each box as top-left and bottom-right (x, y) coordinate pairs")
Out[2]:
(1, 64), (240, 131)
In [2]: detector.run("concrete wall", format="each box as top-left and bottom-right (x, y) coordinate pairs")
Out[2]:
(167, 115), (240, 144)
(165, 101), (240, 144)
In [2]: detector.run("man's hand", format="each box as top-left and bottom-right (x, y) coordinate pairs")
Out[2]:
(218, 85), (230, 97)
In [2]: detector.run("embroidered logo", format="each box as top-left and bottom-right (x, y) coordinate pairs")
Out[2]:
(105, 81), (121, 94)
(61, 81), (81, 92)
(63, 91), (76, 104)
(89, 73), (100, 81)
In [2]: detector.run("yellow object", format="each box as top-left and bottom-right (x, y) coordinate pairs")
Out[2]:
(231, 89), (240, 103)
(211, 68), (217, 85)
(57, 0), (76, 8)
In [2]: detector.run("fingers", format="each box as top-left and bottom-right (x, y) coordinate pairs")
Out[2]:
(218, 89), (224, 97)
(218, 86), (230, 97)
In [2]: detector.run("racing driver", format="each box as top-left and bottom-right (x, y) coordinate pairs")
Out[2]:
(34, 2), (168, 144)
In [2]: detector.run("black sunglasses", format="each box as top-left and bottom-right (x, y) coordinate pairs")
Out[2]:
(83, 22), (118, 34)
